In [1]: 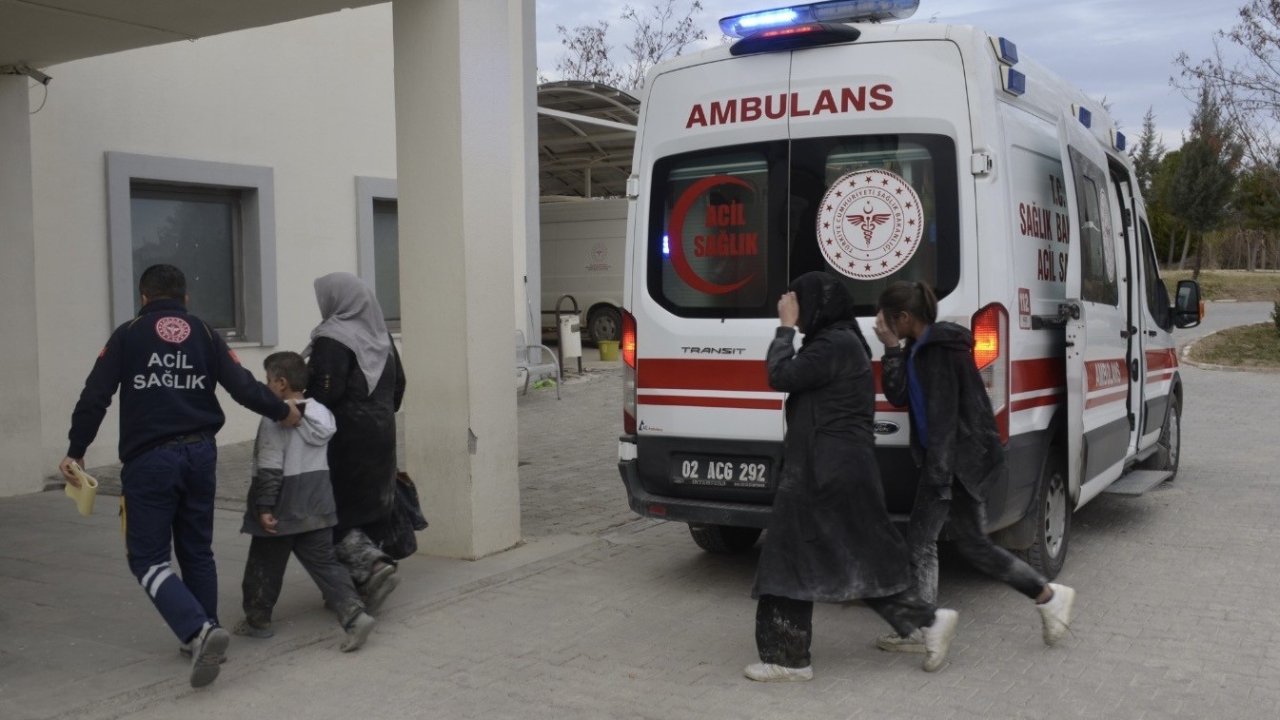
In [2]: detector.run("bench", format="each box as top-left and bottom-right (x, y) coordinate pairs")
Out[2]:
(516, 330), (561, 399)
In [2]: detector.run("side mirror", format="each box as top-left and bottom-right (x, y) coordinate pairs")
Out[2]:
(1173, 279), (1202, 329)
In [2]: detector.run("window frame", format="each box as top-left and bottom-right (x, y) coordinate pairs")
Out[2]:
(106, 152), (277, 344)
(355, 176), (401, 333)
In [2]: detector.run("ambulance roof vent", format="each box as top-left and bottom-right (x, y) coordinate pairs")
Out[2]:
(719, 0), (919, 38)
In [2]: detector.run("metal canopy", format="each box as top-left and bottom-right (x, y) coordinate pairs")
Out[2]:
(537, 80), (639, 199)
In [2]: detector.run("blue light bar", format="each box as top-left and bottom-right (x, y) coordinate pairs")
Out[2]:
(1077, 106), (1092, 128)
(720, 0), (920, 38)
(1001, 67), (1026, 96)
(990, 36), (1018, 65)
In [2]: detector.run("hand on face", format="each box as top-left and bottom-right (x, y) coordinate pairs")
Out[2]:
(778, 292), (800, 328)
(873, 310), (901, 347)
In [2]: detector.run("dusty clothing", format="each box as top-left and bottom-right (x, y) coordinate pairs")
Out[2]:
(242, 530), (364, 628)
(242, 400), (339, 536)
(756, 592), (936, 668)
(306, 336), (406, 530)
(239, 397), (363, 628)
(752, 287), (910, 603)
(909, 480), (1046, 604)
(880, 321), (1004, 498)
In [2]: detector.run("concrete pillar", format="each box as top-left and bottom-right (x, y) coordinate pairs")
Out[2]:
(0, 76), (44, 497)
(393, 0), (523, 559)
(512, 0), (541, 342)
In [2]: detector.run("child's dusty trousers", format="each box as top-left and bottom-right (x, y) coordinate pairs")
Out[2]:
(241, 529), (364, 627)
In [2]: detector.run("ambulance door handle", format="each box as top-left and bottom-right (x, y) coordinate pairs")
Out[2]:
(1130, 358), (1139, 378)
(1146, 330), (1157, 337)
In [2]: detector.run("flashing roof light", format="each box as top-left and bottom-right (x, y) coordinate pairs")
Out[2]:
(1001, 67), (1026, 96)
(1075, 104), (1093, 128)
(990, 36), (1019, 65)
(1111, 129), (1127, 152)
(720, 0), (920, 38)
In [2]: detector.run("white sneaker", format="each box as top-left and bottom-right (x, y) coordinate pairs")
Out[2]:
(743, 662), (814, 682)
(188, 623), (230, 688)
(921, 609), (959, 672)
(1037, 583), (1076, 646)
(876, 629), (925, 653)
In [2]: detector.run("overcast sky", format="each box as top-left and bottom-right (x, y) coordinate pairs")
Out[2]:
(535, 0), (1247, 148)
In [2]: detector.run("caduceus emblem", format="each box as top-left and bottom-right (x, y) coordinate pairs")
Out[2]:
(846, 202), (891, 245)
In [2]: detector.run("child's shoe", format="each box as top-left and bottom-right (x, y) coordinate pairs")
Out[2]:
(1037, 583), (1076, 646)
(232, 617), (275, 639)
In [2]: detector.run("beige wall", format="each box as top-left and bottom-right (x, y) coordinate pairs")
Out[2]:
(30, 6), (399, 476)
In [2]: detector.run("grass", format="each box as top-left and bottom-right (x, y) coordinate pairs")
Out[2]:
(1188, 323), (1280, 368)
(1163, 269), (1280, 302)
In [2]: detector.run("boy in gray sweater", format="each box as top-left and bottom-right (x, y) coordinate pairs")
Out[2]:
(235, 352), (375, 652)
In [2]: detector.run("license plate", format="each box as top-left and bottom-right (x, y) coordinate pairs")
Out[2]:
(670, 455), (770, 489)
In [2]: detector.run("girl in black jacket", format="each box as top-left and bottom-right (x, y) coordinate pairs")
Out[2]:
(746, 272), (959, 682)
(873, 281), (1075, 653)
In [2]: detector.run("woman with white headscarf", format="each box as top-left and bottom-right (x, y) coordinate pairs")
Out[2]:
(306, 272), (406, 612)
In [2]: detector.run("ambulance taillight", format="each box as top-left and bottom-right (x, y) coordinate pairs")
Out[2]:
(972, 303), (1010, 443)
(622, 309), (637, 434)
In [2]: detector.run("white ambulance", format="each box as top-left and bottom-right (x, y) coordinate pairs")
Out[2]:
(615, 0), (1203, 578)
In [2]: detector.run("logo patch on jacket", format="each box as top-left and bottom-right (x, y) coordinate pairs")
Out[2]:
(155, 317), (191, 344)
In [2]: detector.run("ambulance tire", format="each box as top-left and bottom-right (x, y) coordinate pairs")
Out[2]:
(1142, 393), (1181, 482)
(688, 524), (762, 554)
(1023, 448), (1070, 581)
(588, 306), (622, 343)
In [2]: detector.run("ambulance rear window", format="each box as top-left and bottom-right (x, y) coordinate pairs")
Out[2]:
(646, 134), (958, 317)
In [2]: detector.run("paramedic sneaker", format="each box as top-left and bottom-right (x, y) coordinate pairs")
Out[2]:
(1037, 583), (1076, 646)
(179, 642), (228, 663)
(743, 663), (813, 682)
(340, 612), (377, 653)
(876, 628), (925, 653)
(921, 609), (959, 672)
(188, 622), (230, 688)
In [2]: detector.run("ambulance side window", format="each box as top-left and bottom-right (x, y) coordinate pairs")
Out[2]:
(1140, 219), (1172, 331)
(1069, 148), (1119, 305)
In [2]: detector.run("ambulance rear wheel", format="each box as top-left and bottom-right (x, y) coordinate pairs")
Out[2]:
(689, 524), (762, 554)
(588, 306), (622, 343)
(1024, 449), (1070, 580)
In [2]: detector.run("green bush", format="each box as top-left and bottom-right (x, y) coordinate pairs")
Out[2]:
(1273, 298), (1280, 336)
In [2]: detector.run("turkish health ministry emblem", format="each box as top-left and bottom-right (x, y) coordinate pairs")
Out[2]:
(816, 168), (924, 281)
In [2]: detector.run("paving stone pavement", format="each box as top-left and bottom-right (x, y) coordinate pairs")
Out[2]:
(8, 305), (1280, 719)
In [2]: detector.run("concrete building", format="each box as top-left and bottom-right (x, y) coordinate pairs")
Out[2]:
(1, 0), (546, 559)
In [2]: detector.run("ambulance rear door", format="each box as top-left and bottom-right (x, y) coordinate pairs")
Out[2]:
(1058, 113), (1130, 506)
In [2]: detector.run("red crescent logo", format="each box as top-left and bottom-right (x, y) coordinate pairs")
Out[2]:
(668, 175), (757, 296)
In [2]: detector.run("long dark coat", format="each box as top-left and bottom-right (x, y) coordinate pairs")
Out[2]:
(879, 321), (1004, 500)
(753, 318), (911, 603)
(306, 335), (406, 530)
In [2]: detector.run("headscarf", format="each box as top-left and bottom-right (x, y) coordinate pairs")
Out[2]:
(789, 271), (871, 357)
(308, 272), (393, 395)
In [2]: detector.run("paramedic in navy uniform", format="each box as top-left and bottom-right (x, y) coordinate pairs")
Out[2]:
(58, 264), (301, 689)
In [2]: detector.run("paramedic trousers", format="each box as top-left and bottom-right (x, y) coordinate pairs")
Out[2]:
(756, 592), (937, 668)
(908, 479), (1048, 605)
(120, 437), (218, 643)
(241, 529), (364, 628)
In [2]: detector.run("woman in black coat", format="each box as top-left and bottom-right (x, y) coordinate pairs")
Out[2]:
(873, 280), (1074, 653)
(746, 272), (959, 682)
(306, 272), (406, 612)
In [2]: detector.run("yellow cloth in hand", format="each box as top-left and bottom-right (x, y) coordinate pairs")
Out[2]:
(64, 463), (99, 516)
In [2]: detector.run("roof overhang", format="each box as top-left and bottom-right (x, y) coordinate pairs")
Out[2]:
(537, 80), (639, 199)
(0, 0), (388, 70)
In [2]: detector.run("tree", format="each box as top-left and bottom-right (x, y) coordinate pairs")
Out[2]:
(1235, 162), (1280, 269)
(1130, 107), (1167, 200)
(554, 1), (706, 91)
(1176, 1), (1280, 182)
(1168, 85), (1244, 277)
(1149, 149), (1184, 266)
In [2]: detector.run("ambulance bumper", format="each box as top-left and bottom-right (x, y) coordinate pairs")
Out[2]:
(617, 454), (773, 529)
